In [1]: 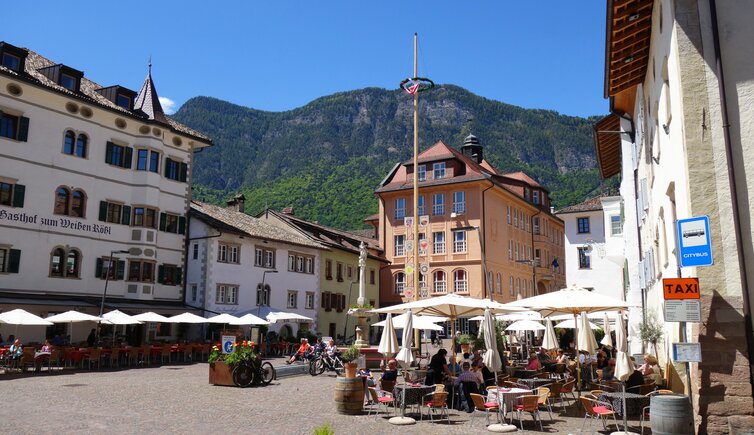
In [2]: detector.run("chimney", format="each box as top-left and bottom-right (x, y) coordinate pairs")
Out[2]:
(460, 134), (483, 164)
(282, 207), (295, 216)
(226, 193), (245, 213)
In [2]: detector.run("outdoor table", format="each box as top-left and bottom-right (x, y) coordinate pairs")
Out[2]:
(514, 369), (538, 379)
(394, 384), (435, 414)
(517, 378), (554, 390)
(598, 391), (650, 417)
(64, 349), (90, 366)
(488, 387), (531, 421)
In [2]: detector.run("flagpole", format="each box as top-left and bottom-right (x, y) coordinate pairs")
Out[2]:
(412, 32), (421, 358)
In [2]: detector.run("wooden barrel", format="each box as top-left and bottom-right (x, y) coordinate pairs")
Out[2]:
(334, 376), (364, 415)
(650, 395), (694, 434)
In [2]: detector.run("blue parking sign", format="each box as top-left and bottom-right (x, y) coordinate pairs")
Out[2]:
(222, 335), (236, 354)
(677, 216), (713, 267)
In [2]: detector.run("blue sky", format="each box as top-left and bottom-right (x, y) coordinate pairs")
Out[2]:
(4, 1), (608, 117)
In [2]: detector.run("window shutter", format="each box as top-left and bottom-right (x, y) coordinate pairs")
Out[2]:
(105, 142), (114, 164)
(121, 205), (131, 225)
(17, 117), (29, 142)
(95, 257), (104, 278)
(116, 260), (125, 280)
(176, 267), (183, 286)
(157, 265), (164, 284)
(159, 212), (167, 231)
(12, 184), (25, 208)
(180, 162), (188, 182)
(98, 201), (108, 221)
(123, 147), (133, 169)
(178, 216), (186, 234)
(164, 158), (171, 177)
(8, 249), (21, 273)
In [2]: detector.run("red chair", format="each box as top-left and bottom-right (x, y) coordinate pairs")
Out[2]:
(515, 395), (543, 431)
(470, 393), (500, 426)
(367, 387), (395, 418)
(580, 396), (619, 432)
(421, 391), (449, 423)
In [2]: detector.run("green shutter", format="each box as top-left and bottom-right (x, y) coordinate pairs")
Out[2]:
(17, 117), (29, 142)
(12, 184), (25, 208)
(176, 267), (183, 286)
(95, 257), (104, 278)
(123, 147), (133, 169)
(157, 265), (164, 284)
(98, 201), (108, 221)
(121, 205), (131, 226)
(116, 260), (125, 280)
(159, 212), (167, 231)
(178, 216), (186, 235)
(105, 142), (114, 165)
(179, 162), (188, 182)
(7, 249), (21, 273)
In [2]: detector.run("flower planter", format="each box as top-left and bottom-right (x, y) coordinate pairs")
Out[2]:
(343, 362), (358, 378)
(461, 344), (471, 354)
(209, 361), (235, 386)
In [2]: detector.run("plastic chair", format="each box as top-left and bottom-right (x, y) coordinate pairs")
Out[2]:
(421, 391), (449, 423)
(160, 345), (172, 364)
(470, 393), (500, 426)
(85, 349), (101, 370)
(536, 386), (553, 420)
(547, 382), (564, 411)
(561, 379), (576, 404)
(367, 387), (395, 418)
(109, 348), (121, 368)
(514, 395), (543, 431)
(182, 344), (193, 362)
(580, 396), (619, 432)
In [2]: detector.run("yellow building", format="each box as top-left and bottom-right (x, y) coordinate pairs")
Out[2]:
(258, 209), (386, 342)
(374, 135), (565, 324)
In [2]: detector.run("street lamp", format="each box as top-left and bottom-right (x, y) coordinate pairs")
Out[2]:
(99, 249), (131, 318)
(455, 225), (493, 301)
(256, 269), (278, 344)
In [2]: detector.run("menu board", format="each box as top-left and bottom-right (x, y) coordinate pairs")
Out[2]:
(672, 342), (701, 362)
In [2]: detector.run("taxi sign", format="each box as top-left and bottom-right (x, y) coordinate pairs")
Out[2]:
(663, 278), (700, 300)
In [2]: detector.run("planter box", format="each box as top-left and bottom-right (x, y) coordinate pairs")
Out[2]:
(209, 361), (234, 386)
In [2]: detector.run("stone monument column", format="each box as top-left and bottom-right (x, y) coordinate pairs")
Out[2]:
(350, 242), (370, 348)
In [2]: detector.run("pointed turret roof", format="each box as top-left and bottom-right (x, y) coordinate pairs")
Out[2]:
(133, 65), (168, 123)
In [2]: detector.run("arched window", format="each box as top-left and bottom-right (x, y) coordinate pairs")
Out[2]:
(394, 272), (405, 295)
(453, 269), (467, 293)
(54, 187), (70, 215)
(63, 130), (75, 155)
(433, 270), (446, 293)
(66, 249), (80, 277)
(418, 272), (427, 290)
(496, 273), (502, 295)
(509, 276), (514, 296)
(75, 134), (87, 158)
(71, 190), (85, 217)
(523, 280), (528, 297)
(50, 248), (65, 277)
(516, 278), (521, 297)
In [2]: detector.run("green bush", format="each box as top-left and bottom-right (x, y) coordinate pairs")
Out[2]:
(312, 423), (334, 435)
(341, 344), (360, 363)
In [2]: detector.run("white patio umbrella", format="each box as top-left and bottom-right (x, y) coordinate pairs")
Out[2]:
(391, 311), (415, 424)
(482, 308), (502, 372)
(554, 318), (602, 330)
(377, 313), (399, 356)
(600, 313), (614, 348)
(542, 319), (559, 351)
(614, 313), (635, 432)
(101, 310), (141, 325)
(132, 312), (171, 323)
(0, 309), (53, 338)
(372, 313), (445, 331)
(46, 310), (103, 343)
(228, 313), (269, 326)
(505, 319), (545, 332)
(577, 311), (599, 354)
(206, 313), (241, 324)
(166, 312), (208, 324)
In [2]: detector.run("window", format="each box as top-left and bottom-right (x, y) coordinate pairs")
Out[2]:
(419, 272), (427, 289)
(165, 158), (187, 182)
(369, 269), (375, 285)
(287, 290), (298, 308)
(453, 269), (468, 293)
(0, 112), (29, 142)
(418, 195), (425, 216)
(191, 284), (197, 302)
(433, 232), (445, 254)
(63, 132), (88, 158)
(517, 278), (521, 296)
(496, 273), (502, 294)
(128, 260), (154, 282)
(306, 257), (314, 274)
(216, 285), (225, 304)
(1, 52), (21, 71)
(256, 283), (271, 306)
(297, 256), (305, 273)
(218, 243), (240, 264)
(507, 206), (511, 224)
(159, 264), (181, 286)
(287, 254), (295, 271)
(159, 212), (186, 234)
(515, 242), (519, 261)
(265, 251), (274, 268)
(433, 162), (446, 179)
(394, 272), (405, 294)
(321, 292), (332, 311)
(452, 191), (466, 214)
(136, 149), (160, 172)
(395, 198), (406, 219)
(452, 230), (467, 253)
(305, 292), (315, 309)
(325, 259), (333, 280)
(418, 165), (426, 181)
(432, 193), (444, 215)
(394, 235), (405, 256)
(433, 270), (446, 293)
(417, 233), (426, 255)
(0, 247), (21, 273)
(99, 201), (130, 225)
(533, 191), (540, 205)
(116, 94), (132, 110)
(533, 217), (540, 235)
(535, 249), (541, 267)
(105, 142), (132, 168)
(216, 284), (238, 304)
(49, 247), (80, 278)
(60, 73), (77, 91)
(577, 217), (590, 234)
(508, 240), (512, 260)
(578, 247), (591, 269)
(347, 265), (353, 280)
(514, 209), (518, 227)
(0, 180), (23, 208)
(336, 262), (344, 282)
(54, 187), (86, 217)
(610, 215), (623, 236)
(509, 276), (514, 296)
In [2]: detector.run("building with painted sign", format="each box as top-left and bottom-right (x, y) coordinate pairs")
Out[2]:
(0, 41), (212, 342)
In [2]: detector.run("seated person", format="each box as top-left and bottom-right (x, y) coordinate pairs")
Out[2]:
(639, 354), (663, 385)
(526, 355), (542, 371)
(555, 349), (569, 364)
(40, 340), (52, 353)
(596, 351), (609, 369)
(626, 366), (645, 392)
(479, 360), (496, 387)
(471, 350), (483, 366)
(51, 334), (64, 346)
(453, 362), (481, 412)
(381, 359), (398, 382)
(8, 339), (23, 360)
(427, 349), (453, 385)
(537, 347), (551, 362)
(325, 340), (340, 359)
(286, 338), (310, 364)
(602, 359), (616, 381)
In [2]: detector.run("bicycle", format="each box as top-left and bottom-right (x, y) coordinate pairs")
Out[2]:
(232, 358), (276, 388)
(309, 352), (344, 376)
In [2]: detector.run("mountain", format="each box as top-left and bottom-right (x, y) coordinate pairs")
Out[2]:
(172, 85), (611, 230)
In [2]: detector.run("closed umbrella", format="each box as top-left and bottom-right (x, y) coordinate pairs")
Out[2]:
(391, 311), (414, 424)
(542, 319), (559, 351)
(600, 313), (613, 348)
(482, 308), (502, 372)
(577, 311), (598, 354)
(614, 312), (635, 432)
(377, 313), (399, 356)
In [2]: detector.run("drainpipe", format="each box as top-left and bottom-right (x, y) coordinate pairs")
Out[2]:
(481, 182), (494, 299)
(709, 0), (754, 397)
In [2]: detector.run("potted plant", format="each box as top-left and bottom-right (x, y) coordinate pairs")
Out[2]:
(208, 339), (257, 386)
(457, 334), (473, 354)
(340, 344), (360, 378)
(639, 313), (664, 357)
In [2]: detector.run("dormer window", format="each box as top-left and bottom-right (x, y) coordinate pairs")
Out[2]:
(533, 191), (540, 205)
(433, 162), (446, 180)
(38, 64), (84, 93)
(95, 85), (137, 111)
(60, 73), (77, 91)
(0, 42), (28, 73)
(2, 53), (21, 71)
(417, 165), (426, 182)
(116, 94), (132, 110)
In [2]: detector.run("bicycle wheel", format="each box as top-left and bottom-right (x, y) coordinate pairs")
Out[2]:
(309, 358), (320, 376)
(260, 361), (275, 385)
(232, 363), (255, 388)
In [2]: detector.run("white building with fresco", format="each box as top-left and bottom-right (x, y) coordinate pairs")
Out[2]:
(0, 41), (212, 342)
